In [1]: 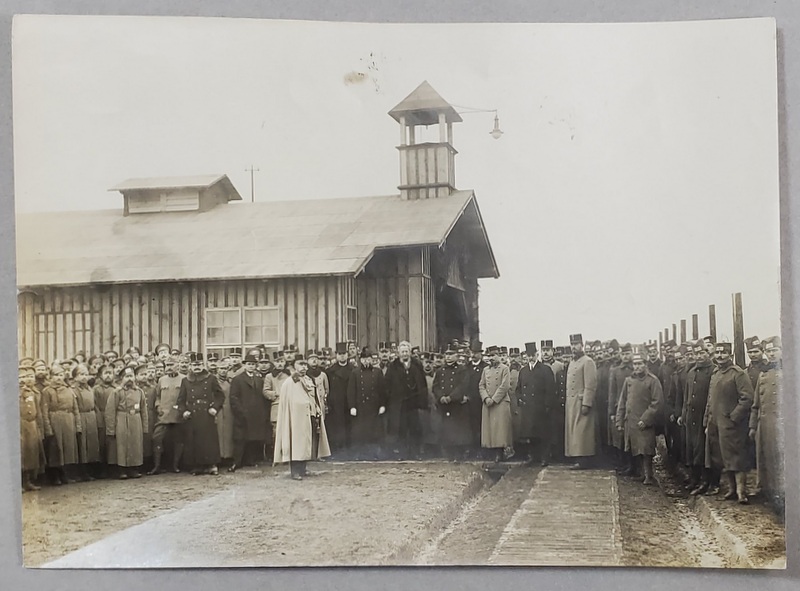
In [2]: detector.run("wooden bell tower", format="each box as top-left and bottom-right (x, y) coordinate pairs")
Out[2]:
(389, 81), (462, 200)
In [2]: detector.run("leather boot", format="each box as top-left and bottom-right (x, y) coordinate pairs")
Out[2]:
(171, 444), (184, 473)
(735, 471), (749, 504)
(642, 456), (655, 485)
(147, 451), (163, 475)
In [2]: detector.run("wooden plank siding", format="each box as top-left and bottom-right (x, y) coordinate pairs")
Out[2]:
(16, 277), (348, 362)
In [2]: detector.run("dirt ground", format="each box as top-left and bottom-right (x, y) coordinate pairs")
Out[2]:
(22, 461), (486, 567)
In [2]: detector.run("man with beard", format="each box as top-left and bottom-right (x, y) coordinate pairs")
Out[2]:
(385, 341), (429, 459)
(274, 355), (331, 480)
(229, 347), (244, 377)
(306, 350), (330, 408)
(155, 344), (171, 363)
(323, 343), (354, 456)
(134, 365), (157, 474)
(177, 353), (225, 476)
(565, 334), (598, 470)
(263, 350), (292, 456)
(514, 342), (556, 466)
(105, 366), (149, 480)
(347, 348), (387, 460)
(682, 342), (716, 494)
(704, 342), (754, 503)
(93, 364), (117, 475)
(150, 358), (185, 474)
(615, 353), (664, 485)
(434, 344), (471, 460)
(229, 353), (269, 472)
(749, 336), (784, 511)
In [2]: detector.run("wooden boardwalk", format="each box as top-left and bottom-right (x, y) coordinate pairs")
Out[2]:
(488, 466), (623, 566)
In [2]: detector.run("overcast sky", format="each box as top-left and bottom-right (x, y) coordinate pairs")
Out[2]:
(12, 15), (780, 348)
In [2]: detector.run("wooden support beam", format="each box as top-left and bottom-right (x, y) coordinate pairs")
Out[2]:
(671, 323), (676, 342)
(680, 319), (687, 343)
(709, 304), (717, 341)
(733, 292), (745, 368)
(692, 314), (699, 340)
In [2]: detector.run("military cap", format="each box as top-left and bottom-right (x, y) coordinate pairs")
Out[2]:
(154, 343), (171, 354)
(620, 343), (633, 353)
(207, 353), (219, 363)
(187, 352), (204, 363)
(307, 350), (320, 359)
(272, 350), (284, 361)
(445, 342), (458, 354)
(540, 340), (554, 349)
(378, 342), (389, 351)
(486, 345), (500, 355)
(32, 359), (48, 369)
(702, 336), (715, 344)
(18, 361), (35, 372)
(631, 352), (645, 363)
(765, 336), (782, 350)
(744, 336), (763, 351)
(509, 347), (520, 356)
(293, 354), (306, 362)
(714, 342), (733, 354)
(569, 334), (583, 344)
(230, 347), (243, 356)
(321, 347), (333, 358)
(500, 346), (508, 355)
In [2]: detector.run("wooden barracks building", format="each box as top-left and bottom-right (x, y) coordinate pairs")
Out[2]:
(15, 82), (499, 361)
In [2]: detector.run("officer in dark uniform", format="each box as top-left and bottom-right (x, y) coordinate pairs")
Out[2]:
(434, 343), (470, 459)
(462, 340), (487, 458)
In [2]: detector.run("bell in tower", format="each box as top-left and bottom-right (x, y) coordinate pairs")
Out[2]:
(388, 81), (462, 200)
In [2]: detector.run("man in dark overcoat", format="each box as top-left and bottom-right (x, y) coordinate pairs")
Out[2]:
(177, 353), (225, 475)
(461, 340), (488, 458)
(384, 341), (429, 459)
(229, 352), (269, 471)
(682, 342), (715, 494)
(514, 342), (556, 466)
(608, 343), (635, 473)
(347, 348), (386, 459)
(325, 342), (354, 456)
(434, 344), (470, 459)
(704, 342), (754, 504)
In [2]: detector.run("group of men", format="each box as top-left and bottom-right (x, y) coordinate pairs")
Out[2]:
(18, 331), (784, 510)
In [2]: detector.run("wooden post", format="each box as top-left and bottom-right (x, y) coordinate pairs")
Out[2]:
(733, 292), (745, 368)
(692, 314), (699, 340)
(680, 319), (687, 343)
(664, 328), (669, 343)
(709, 304), (717, 341)
(671, 323), (676, 342)
(658, 332), (663, 349)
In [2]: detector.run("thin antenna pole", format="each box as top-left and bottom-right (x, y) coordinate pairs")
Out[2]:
(245, 165), (260, 203)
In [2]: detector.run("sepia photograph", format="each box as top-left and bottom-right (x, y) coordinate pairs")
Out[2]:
(11, 14), (784, 569)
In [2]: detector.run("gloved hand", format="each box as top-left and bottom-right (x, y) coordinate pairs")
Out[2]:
(580, 405), (590, 416)
(208, 408), (217, 417)
(183, 411), (191, 420)
(748, 428), (756, 441)
(378, 406), (385, 415)
(637, 420), (646, 430)
(350, 408), (357, 417)
(677, 417), (683, 427)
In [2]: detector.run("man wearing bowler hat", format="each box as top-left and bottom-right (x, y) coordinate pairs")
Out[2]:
(565, 334), (598, 469)
(514, 341), (557, 466)
(325, 342), (355, 455)
(462, 340), (488, 458)
(176, 353), (225, 475)
(229, 352), (269, 472)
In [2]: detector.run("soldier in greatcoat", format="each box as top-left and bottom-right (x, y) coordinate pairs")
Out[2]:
(615, 353), (664, 485)
(513, 342), (556, 466)
(434, 344), (470, 459)
(681, 343), (716, 494)
(216, 361), (235, 465)
(41, 364), (82, 485)
(150, 358), (185, 474)
(263, 350), (292, 454)
(72, 364), (100, 480)
(564, 334), (598, 470)
(479, 346), (513, 462)
(703, 342), (754, 504)
(666, 345), (689, 466)
(385, 342), (429, 459)
(420, 352), (441, 457)
(133, 364), (157, 473)
(274, 355), (331, 480)
(542, 342), (566, 461)
(608, 343), (635, 473)
(749, 336), (784, 511)
(177, 353), (225, 476)
(462, 340), (488, 457)
(105, 366), (149, 479)
(347, 348), (387, 459)
(229, 353), (269, 471)
(19, 364), (44, 491)
(325, 342), (354, 455)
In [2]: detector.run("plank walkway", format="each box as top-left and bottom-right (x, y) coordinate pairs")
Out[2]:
(488, 465), (623, 566)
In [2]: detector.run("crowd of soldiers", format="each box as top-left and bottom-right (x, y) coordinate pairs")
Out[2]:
(17, 332), (783, 510)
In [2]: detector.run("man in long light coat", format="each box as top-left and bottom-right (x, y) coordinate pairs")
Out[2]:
(749, 336), (784, 512)
(479, 346), (513, 461)
(565, 334), (598, 469)
(105, 366), (149, 479)
(615, 353), (664, 485)
(274, 355), (331, 480)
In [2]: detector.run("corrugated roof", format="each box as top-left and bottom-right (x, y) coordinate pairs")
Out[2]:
(388, 81), (463, 126)
(16, 191), (499, 287)
(109, 174), (236, 193)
